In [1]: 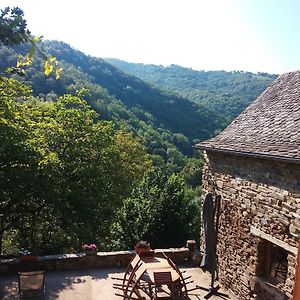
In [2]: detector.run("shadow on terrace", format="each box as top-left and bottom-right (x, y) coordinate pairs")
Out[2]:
(0, 249), (237, 300)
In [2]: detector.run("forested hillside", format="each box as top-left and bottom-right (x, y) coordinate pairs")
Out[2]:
(0, 6), (275, 256)
(0, 41), (228, 150)
(0, 40), (227, 183)
(0, 7), (217, 255)
(3, 41), (225, 140)
(105, 59), (277, 120)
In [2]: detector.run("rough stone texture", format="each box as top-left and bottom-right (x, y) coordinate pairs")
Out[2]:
(0, 248), (188, 276)
(201, 151), (299, 300)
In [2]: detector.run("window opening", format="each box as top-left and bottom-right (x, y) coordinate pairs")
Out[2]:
(265, 241), (288, 283)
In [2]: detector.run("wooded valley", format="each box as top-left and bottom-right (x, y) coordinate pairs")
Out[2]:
(0, 7), (276, 256)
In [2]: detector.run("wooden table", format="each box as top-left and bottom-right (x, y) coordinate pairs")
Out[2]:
(114, 253), (191, 299)
(137, 256), (180, 284)
(129, 254), (182, 299)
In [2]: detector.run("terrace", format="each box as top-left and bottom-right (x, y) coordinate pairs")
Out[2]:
(0, 248), (237, 300)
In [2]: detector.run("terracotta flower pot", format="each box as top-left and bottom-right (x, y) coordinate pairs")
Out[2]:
(135, 241), (151, 254)
(84, 250), (98, 256)
(135, 247), (150, 253)
(20, 255), (38, 262)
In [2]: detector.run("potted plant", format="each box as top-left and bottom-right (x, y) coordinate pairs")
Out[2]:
(19, 249), (38, 262)
(134, 240), (151, 254)
(82, 243), (98, 255)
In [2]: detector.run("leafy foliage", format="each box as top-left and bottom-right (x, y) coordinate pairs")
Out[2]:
(2, 9), (261, 255)
(0, 41), (211, 181)
(0, 77), (150, 253)
(0, 7), (30, 46)
(110, 168), (200, 250)
(106, 59), (277, 121)
(0, 7), (62, 79)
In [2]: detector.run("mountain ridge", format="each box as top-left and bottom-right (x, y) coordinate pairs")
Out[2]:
(41, 41), (225, 142)
(0, 40), (228, 183)
(105, 58), (277, 121)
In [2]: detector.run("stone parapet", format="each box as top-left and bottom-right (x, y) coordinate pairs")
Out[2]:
(0, 248), (189, 276)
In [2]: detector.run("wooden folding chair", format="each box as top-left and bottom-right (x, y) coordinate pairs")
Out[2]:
(152, 271), (175, 300)
(112, 253), (141, 288)
(127, 262), (150, 299)
(162, 253), (194, 299)
(113, 260), (148, 299)
(18, 270), (45, 299)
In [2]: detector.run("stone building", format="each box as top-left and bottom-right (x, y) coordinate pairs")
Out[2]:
(196, 71), (300, 300)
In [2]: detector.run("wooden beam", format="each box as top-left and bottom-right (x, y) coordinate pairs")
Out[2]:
(250, 226), (297, 255)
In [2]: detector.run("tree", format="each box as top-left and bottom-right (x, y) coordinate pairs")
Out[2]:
(0, 6), (62, 78)
(179, 157), (203, 188)
(0, 77), (48, 253)
(0, 79), (151, 254)
(111, 168), (200, 250)
(0, 7), (30, 46)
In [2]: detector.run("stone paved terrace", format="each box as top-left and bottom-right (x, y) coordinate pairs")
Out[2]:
(0, 249), (237, 299)
(0, 264), (237, 300)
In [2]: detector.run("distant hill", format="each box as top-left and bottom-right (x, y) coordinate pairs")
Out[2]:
(0, 40), (229, 182)
(0, 41), (225, 144)
(42, 41), (226, 142)
(105, 59), (278, 121)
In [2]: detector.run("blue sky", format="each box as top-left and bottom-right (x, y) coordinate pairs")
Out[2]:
(2, 0), (300, 74)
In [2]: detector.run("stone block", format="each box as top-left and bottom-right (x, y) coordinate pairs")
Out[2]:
(216, 180), (224, 188)
(282, 202), (296, 211)
(269, 191), (285, 201)
(243, 190), (257, 198)
(289, 223), (300, 235)
(272, 204), (281, 211)
(287, 196), (299, 204)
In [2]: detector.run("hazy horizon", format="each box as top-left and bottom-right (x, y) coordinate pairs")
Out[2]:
(2, 0), (300, 74)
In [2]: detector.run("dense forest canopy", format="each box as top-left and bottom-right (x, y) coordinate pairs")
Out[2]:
(0, 57), (201, 254)
(0, 7), (204, 255)
(105, 58), (277, 121)
(0, 6), (277, 256)
(1, 78), (151, 253)
(40, 41), (227, 141)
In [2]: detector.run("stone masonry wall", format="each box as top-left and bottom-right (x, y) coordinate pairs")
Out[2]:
(201, 151), (299, 300)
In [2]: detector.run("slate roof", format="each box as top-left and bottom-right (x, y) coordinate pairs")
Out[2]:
(195, 71), (300, 163)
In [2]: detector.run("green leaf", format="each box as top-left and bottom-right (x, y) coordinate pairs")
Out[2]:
(16, 56), (32, 68)
(44, 60), (53, 76)
(55, 67), (63, 80)
(32, 36), (40, 43)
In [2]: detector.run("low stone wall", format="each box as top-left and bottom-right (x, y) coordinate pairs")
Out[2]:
(201, 151), (299, 300)
(0, 248), (188, 276)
